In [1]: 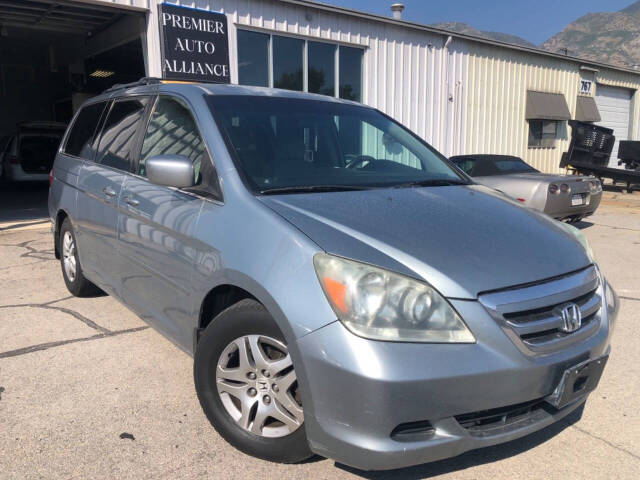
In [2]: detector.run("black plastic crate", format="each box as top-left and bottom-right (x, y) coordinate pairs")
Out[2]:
(561, 121), (615, 168)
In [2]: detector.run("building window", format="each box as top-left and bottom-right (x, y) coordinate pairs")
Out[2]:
(339, 46), (362, 102)
(237, 30), (269, 87)
(237, 30), (364, 101)
(308, 41), (335, 96)
(528, 120), (559, 148)
(273, 36), (304, 91)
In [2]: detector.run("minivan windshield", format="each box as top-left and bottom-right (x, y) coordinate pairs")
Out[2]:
(207, 96), (468, 193)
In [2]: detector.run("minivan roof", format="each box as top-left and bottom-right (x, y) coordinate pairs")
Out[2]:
(96, 77), (362, 106)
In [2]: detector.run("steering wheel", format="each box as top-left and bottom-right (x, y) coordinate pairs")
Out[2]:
(346, 155), (376, 170)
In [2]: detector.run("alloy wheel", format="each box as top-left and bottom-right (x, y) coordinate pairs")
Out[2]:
(62, 231), (77, 282)
(215, 335), (303, 438)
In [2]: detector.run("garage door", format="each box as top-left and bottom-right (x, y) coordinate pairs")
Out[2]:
(595, 84), (632, 168)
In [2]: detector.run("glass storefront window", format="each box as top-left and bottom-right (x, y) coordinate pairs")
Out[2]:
(308, 41), (335, 97)
(237, 30), (363, 101)
(237, 30), (269, 87)
(273, 36), (303, 91)
(339, 46), (362, 102)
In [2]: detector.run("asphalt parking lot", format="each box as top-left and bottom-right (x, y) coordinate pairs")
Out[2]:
(1, 187), (639, 479)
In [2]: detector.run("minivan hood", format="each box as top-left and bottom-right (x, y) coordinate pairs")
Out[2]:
(259, 185), (591, 299)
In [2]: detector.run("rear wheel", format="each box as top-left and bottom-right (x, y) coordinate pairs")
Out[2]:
(59, 218), (99, 297)
(194, 299), (312, 463)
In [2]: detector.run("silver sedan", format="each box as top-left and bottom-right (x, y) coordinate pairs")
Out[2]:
(451, 154), (603, 222)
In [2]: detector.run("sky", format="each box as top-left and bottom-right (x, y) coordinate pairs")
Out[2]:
(319, 0), (637, 45)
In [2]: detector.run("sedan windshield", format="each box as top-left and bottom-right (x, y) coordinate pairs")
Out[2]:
(207, 96), (467, 193)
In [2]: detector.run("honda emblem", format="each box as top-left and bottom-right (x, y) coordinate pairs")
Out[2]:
(559, 303), (581, 333)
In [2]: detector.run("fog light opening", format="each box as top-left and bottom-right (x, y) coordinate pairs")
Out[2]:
(390, 420), (435, 442)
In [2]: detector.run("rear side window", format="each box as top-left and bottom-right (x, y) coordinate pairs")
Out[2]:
(63, 102), (107, 158)
(96, 97), (149, 171)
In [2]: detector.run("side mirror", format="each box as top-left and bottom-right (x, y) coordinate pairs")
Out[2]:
(145, 154), (194, 188)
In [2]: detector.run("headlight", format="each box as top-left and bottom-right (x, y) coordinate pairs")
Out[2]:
(589, 180), (601, 193)
(560, 183), (570, 193)
(549, 184), (559, 195)
(313, 253), (475, 343)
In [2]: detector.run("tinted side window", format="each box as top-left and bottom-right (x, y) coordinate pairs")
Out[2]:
(139, 96), (206, 184)
(63, 102), (107, 158)
(96, 97), (149, 171)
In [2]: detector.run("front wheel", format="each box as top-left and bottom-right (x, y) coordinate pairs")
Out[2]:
(194, 299), (312, 463)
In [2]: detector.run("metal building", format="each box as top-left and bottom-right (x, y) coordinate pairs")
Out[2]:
(3, 0), (640, 173)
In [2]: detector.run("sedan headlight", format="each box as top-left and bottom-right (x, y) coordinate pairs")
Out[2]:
(604, 277), (618, 321)
(313, 253), (475, 343)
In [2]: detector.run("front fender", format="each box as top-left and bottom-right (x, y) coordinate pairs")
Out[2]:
(190, 197), (338, 346)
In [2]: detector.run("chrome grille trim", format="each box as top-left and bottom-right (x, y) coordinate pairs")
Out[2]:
(479, 267), (599, 315)
(478, 266), (602, 354)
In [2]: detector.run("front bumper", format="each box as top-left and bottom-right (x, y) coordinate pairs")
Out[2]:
(294, 299), (611, 471)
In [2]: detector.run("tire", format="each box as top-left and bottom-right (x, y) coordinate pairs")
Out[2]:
(59, 218), (99, 297)
(194, 299), (313, 464)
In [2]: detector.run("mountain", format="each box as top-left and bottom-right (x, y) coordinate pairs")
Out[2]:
(430, 22), (537, 48)
(541, 1), (640, 68)
(432, 2), (640, 69)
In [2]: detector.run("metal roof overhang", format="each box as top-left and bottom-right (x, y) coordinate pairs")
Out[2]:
(526, 91), (572, 121)
(0, 0), (146, 35)
(575, 95), (602, 122)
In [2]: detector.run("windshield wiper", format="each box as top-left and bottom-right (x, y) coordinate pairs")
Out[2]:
(390, 179), (470, 189)
(259, 185), (373, 195)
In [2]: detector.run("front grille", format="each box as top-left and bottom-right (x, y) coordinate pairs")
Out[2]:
(479, 266), (602, 354)
(455, 399), (554, 437)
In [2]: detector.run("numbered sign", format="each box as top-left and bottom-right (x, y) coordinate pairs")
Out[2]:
(579, 80), (592, 95)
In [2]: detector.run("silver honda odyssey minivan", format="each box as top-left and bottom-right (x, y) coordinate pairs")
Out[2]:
(49, 78), (617, 470)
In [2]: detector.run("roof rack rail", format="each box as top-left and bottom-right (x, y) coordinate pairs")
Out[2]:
(103, 77), (162, 94)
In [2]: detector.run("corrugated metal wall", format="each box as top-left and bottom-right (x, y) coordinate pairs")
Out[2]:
(94, 0), (465, 157)
(94, 0), (640, 172)
(461, 41), (640, 173)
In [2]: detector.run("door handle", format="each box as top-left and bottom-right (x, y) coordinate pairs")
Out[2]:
(103, 186), (116, 197)
(124, 196), (139, 207)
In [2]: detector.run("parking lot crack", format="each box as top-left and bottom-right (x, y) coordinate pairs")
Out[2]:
(0, 326), (149, 359)
(619, 295), (640, 302)
(0, 302), (111, 334)
(566, 422), (640, 462)
(41, 296), (74, 306)
(0, 239), (55, 261)
(39, 304), (111, 334)
(590, 222), (640, 232)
